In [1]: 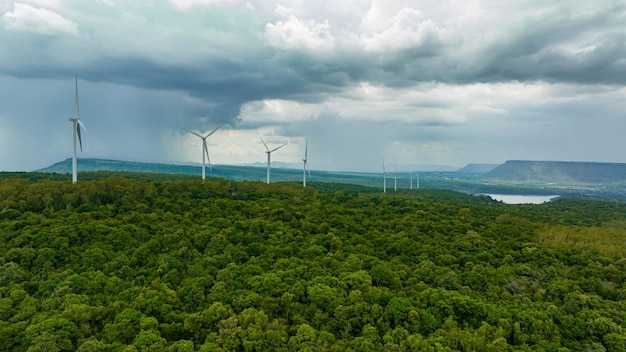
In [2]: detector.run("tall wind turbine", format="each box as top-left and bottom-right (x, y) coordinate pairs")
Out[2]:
(302, 140), (311, 187)
(261, 137), (287, 184)
(382, 158), (387, 193)
(186, 124), (223, 180)
(68, 76), (86, 184)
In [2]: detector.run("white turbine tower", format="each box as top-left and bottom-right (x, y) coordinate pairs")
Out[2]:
(68, 76), (86, 184)
(394, 163), (397, 191)
(382, 158), (387, 193)
(302, 140), (311, 187)
(261, 137), (287, 184)
(416, 171), (420, 189)
(186, 124), (222, 180)
(410, 171), (413, 190)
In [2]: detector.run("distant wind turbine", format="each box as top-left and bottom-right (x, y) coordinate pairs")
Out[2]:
(410, 171), (413, 190)
(68, 76), (86, 184)
(416, 171), (420, 189)
(394, 163), (397, 191)
(186, 124), (223, 180)
(302, 140), (311, 187)
(382, 158), (387, 193)
(261, 137), (287, 184)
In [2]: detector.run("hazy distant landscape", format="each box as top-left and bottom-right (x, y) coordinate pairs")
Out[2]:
(23, 158), (626, 202)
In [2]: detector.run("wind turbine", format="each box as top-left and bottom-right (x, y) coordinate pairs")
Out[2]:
(382, 158), (387, 193)
(186, 124), (223, 180)
(416, 171), (420, 189)
(394, 163), (398, 191)
(261, 137), (287, 184)
(68, 76), (86, 184)
(302, 140), (311, 187)
(410, 171), (413, 190)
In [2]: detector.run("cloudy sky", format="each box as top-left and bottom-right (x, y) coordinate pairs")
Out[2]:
(1, 0), (625, 172)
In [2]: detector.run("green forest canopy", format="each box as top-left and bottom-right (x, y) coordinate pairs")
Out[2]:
(0, 175), (625, 351)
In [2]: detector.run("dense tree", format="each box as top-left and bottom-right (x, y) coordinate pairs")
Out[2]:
(0, 175), (624, 350)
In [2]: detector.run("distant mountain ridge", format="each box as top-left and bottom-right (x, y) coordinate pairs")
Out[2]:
(35, 158), (382, 187)
(35, 158), (626, 187)
(37, 158), (197, 175)
(32, 158), (467, 189)
(484, 160), (626, 184)
(457, 163), (500, 173)
(36, 158), (286, 183)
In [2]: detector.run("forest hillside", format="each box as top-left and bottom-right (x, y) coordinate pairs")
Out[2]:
(0, 175), (625, 351)
(485, 160), (626, 184)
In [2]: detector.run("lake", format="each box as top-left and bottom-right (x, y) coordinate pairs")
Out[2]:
(485, 194), (560, 204)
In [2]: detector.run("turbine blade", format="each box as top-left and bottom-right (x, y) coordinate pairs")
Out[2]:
(185, 129), (203, 138)
(77, 123), (83, 152)
(204, 141), (212, 170)
(270, 143), (287, 153)
(75, 76), (80, 119)
(305, 139), (308, 159)
(260, 137), (269, 151)
(204, 123), (223, 138)
(77, 118), (87, 132)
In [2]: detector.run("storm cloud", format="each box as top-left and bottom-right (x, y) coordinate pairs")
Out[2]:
(1, 0), (625, 172)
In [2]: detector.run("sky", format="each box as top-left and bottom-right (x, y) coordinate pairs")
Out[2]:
(1, 0), (625, 172)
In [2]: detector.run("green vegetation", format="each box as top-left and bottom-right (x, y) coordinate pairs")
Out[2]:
(486, 160), (626, 184)
(538, 222), (626, 258)
(1, 174), (625, 351)
(30, 158), (626, 202)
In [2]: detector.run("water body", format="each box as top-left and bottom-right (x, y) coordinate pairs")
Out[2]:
(485, 194), (560, 204)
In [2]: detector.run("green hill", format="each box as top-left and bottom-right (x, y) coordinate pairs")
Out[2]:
(35, 158), (386, 187)
(0, 176), (625, 351)
(484, 160), (626, 184)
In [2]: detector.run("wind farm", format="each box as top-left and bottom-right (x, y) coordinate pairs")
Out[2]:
(49, 75), (624, 204)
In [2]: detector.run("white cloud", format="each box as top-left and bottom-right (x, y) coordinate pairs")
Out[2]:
(3, 3), (78, 35)
(98, 0), (117, 7)
(240, 99), (321, 125)
(168, 0), (234, 11)
(18, 0), (64, 10)
(359, 7), (448, 52)
(167, 125), (300, 166)
(265, 9), (335, 51)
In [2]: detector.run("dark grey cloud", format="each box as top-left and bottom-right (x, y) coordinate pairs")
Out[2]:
(1, 1), (626, 171)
